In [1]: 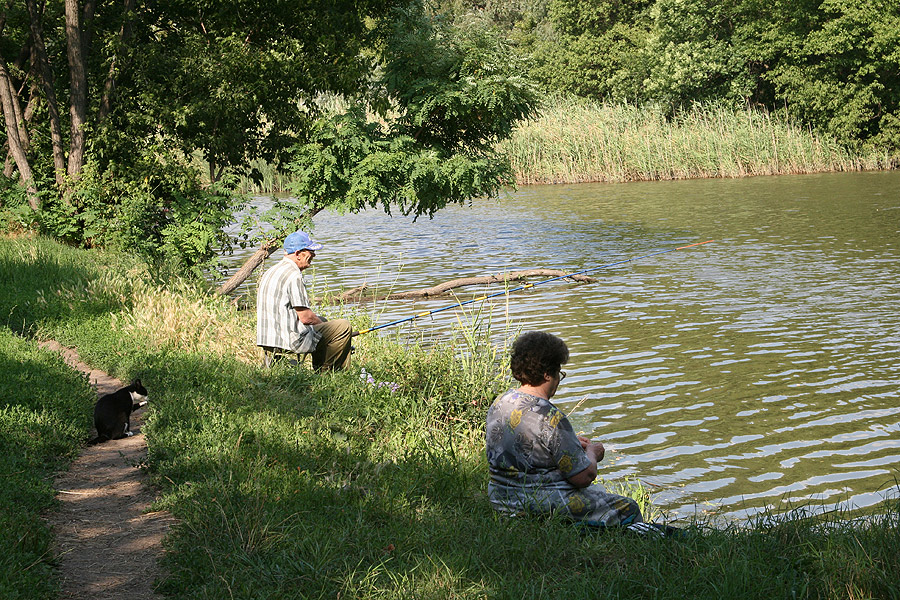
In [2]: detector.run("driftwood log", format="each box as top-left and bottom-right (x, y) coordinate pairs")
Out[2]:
(333, 269), (597, 304)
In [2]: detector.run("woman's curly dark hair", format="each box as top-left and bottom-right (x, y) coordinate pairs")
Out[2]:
(509, 331), (569, 386)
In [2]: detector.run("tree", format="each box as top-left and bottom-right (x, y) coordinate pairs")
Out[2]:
(641, 0), (758, 106)
(520, 0), (654, 101)
(216, 9), (539, 294)
(757, 0), (900, 150)
(0, 0), (409, 269)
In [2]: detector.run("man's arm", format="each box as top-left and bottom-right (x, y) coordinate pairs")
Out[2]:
(295, 307), (323, 325)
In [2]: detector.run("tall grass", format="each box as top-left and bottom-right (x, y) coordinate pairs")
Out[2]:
(4, 235), (900, 600)
(503, 97), (894, 184)
(221, 97), (895, 194)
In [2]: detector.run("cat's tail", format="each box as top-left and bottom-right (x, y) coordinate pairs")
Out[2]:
(88, 434), (110, 445)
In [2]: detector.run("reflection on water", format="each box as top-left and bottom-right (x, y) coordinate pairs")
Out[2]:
(224, 171), (900, 520)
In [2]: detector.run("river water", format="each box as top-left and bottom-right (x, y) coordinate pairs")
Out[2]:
(226, 171), (900, 521)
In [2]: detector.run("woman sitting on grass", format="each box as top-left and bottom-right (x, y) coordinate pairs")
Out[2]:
(486, 331), (643, 527)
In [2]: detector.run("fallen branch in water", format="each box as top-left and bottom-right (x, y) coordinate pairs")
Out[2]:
(332, 270), (597, 304)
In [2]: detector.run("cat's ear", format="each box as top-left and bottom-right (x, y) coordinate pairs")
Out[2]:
(133, 378), (141, 386)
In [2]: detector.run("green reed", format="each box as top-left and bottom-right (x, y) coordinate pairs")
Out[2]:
(501, 97), (894, 185)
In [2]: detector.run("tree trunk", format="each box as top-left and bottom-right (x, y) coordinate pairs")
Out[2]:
(65, 0), (88, 179)
(5, 73), (28, 152)
(0, 58), (39, 209)
(81, 0), (96, 54)
(98, 0), (136, 122)
(215, 208), (323, 296)
(26, 0), (67, 185)
(3, 148), (13, 178)
(216, 244), (277, 296)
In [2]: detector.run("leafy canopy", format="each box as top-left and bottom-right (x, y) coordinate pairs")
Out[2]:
(277, 9), (539, 229)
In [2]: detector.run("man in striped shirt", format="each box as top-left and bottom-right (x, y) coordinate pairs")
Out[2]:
(256, 231), (353, 371)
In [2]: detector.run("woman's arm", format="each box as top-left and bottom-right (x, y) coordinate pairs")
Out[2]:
(567, 441), (605, 488)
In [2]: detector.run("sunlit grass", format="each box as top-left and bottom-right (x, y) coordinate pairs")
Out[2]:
(112, 280), (261, 364)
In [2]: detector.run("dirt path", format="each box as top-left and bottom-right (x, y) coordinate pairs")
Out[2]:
(41, 341), (176, 600)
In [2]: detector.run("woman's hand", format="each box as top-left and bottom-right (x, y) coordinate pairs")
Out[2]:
(587, 441), (605, 462)
(567, 439), (605, 488)
(578, 436), (605, 462)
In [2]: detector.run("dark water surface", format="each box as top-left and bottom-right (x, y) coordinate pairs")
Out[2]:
(227, 171), (900, 520)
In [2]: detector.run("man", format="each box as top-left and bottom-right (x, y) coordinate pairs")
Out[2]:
(256, 231), (353, 371)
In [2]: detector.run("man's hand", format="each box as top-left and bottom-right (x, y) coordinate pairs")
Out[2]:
(587, 441), (605, 462)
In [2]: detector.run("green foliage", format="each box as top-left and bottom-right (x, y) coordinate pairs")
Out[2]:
(463, 0), (900, 153)
(285, 8), (539, 221)
(32, 156), (241, 276)
(642, 0), (752, 106)
(757, 0), (900, 151)
(127, 0), (406, 174)
(0, 178), (35, 234)
(285, 108), (515, 221)
(519, 0), (653, 101)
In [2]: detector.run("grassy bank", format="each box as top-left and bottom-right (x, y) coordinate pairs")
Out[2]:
(502, 98), (894, 184)
(230, 97), (894, 194)
(2, 235), (900, 599)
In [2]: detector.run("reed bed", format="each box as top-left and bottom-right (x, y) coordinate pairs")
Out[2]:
(503, 98), (893, 184)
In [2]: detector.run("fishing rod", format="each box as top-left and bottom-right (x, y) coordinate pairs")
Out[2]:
(353, 239), (714, 336)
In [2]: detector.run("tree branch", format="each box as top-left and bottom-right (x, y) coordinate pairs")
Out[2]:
(215, 206), (325, 296)
(334, 270), (597, 303)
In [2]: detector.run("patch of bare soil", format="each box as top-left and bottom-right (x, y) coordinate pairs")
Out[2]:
(40, 340), (176, 600)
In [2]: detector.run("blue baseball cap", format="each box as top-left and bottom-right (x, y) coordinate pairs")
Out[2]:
(283, 231), (323, 254)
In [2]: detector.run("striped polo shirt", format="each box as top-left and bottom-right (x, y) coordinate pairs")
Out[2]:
(256, 256), (321, 353)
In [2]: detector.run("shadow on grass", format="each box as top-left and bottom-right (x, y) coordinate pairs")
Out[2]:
(105, 351), (900, 599)
(6, 323), (900, 599)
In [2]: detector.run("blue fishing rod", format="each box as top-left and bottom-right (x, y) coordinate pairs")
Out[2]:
(353, 240), (714, 336)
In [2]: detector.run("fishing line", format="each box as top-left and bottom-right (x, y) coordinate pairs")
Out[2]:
(353, 239), (714, 336)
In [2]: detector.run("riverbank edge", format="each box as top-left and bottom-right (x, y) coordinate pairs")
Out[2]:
(2, 235), (899, 599)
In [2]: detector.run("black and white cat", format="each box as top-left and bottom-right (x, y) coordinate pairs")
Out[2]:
(90, 379), (149, 444)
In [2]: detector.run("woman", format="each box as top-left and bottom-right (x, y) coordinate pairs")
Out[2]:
(485, 331), (643, 526)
